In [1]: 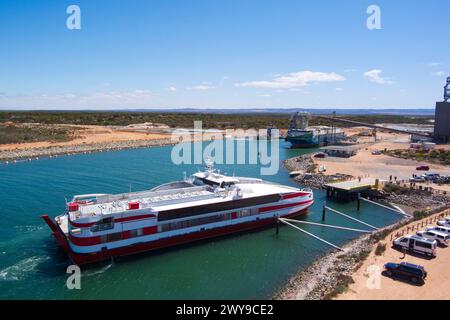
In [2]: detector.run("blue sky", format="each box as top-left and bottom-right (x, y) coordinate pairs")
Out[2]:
(0, 0), (449, 110)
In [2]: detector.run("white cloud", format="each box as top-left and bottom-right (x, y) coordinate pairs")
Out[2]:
(427, 62), (441, 67)
(363, 69), (393, 85)
(0, 90), (153, 109)
(288, 88), (310, 94)
(189, 85), (216, 90)
(433, 71), (445, 77)
(335, 87), (344, 91)
(235, 71), (345, 89)
(166, 86), (177, 92)
(132, 89), (152, 95)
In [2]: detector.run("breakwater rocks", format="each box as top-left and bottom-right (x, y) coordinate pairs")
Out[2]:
(283, 155), (316, 173)
(0, 139), (175, 161)
(381, 182), (449, 211)
(386, 192), (449, 211)
(283, 155), (353, 189)
(294, 174), (332, 189)
(283, 155), (328, 189)
(273, 217), (411, 300)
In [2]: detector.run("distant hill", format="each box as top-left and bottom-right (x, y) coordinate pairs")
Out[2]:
(1, 107), (435, 116)
(124, 108), (435, 116)
(0, 110), (434, 129)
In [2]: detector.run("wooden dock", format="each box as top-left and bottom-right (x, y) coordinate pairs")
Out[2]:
(325, 178), (382, 202)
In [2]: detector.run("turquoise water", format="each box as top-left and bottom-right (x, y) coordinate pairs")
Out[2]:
(0, 140), (401, 299)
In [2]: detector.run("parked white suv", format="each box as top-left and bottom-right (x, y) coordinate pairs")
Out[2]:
(426, 225), (450, 236)
(437, 217), (450, 227)
(417, 230), (449, 246)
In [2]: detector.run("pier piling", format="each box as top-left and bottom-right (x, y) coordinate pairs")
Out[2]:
(322, 202), (327, 222)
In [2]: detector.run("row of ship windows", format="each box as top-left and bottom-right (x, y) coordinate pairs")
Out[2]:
(90, 217), (114, 232)
(86, 208), (262, 240)
(97, 228), (152, 244)
(159, 208), (260, 232)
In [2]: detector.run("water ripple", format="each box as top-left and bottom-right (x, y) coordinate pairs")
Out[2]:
(0, 256), (49, 281)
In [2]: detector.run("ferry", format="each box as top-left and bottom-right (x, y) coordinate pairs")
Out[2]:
(42, 161), (314, 265)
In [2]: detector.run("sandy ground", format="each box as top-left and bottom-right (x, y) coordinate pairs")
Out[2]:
(0, 125), (171, 152)
(336, 209), (450, 300)
(0, 123), (267, 161)
(0, 123), (268, 152)
(314, 129), (450, 192)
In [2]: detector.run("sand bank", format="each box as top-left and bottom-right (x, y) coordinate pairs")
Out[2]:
(0, 124), (253, 161)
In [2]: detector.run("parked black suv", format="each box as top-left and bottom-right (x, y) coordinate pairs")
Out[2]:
(383, 262), (427, 285)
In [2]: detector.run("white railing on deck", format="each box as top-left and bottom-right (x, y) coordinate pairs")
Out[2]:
(91, 185), (209, 204)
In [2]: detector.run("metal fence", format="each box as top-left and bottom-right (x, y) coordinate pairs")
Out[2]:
(390, 209), (450, 241)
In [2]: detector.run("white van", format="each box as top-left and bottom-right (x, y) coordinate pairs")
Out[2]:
(437, 217), (450, 227)
(417, 230), (449, 246)
(393, 235), (437, 257)
(426, 225), (450, 236)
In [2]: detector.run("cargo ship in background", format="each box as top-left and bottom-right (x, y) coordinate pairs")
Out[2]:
(285, 112), (346, 148)
(42, 160), (314, 265)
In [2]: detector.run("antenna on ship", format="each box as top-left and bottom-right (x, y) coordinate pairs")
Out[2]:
(204, 156), (214, 173)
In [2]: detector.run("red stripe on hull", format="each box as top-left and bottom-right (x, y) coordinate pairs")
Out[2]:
(51, 207), (311, 265)
(259, 199), (313, 213)
(69, 220), (96, 228)
(69, 214), (157, 228)
(281, 192), (311, 200)
(69, 226), (158, 246)
(115, 214), (156, 223)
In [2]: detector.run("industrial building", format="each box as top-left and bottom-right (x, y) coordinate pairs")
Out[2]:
(434, 103), (450, 143)
(434, 77), (450, 143)
(320, 145), (358, 158)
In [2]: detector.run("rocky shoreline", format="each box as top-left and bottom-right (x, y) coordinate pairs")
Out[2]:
(273, 204), (450, 300)
(0, 138), (177, 162)
(283, 154), (316, 173)
(385, 191), (449, 211)
(273, 217), (411, 300)
(275, 155), (450, 300)
(283, 155), (353, 189)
